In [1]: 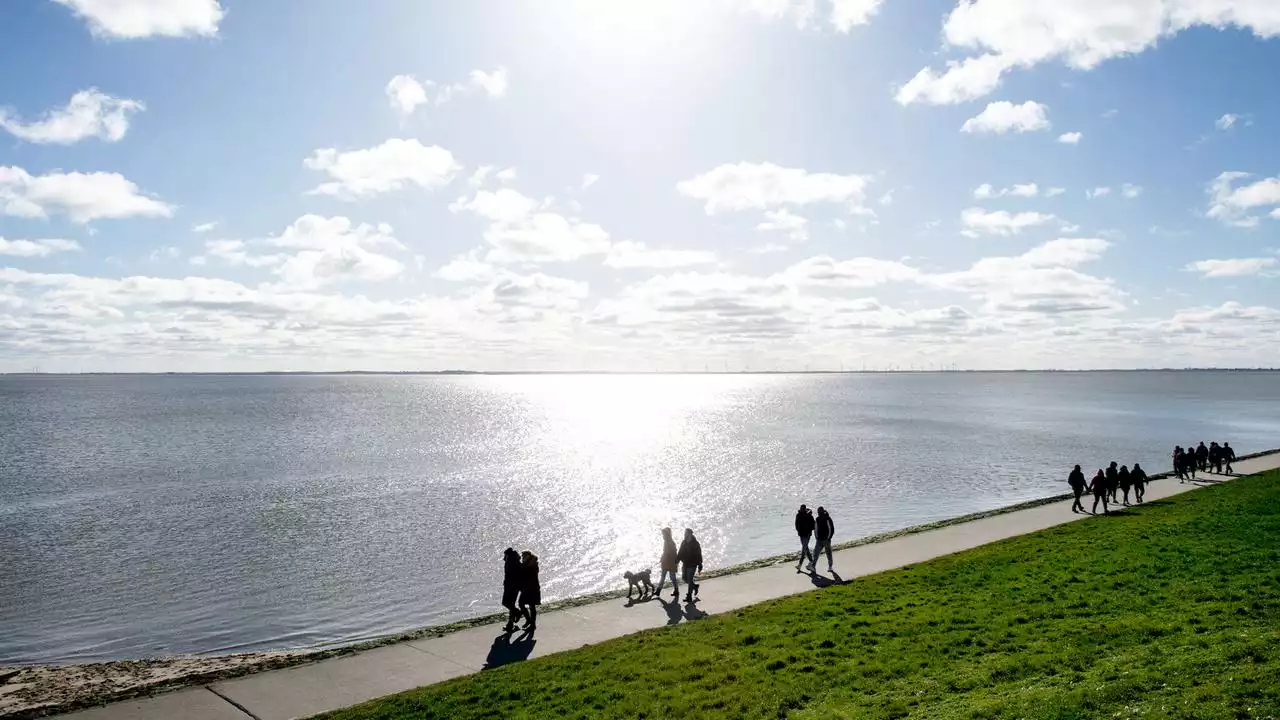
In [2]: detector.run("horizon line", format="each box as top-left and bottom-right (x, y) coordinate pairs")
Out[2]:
(3, 368), (1279, 377)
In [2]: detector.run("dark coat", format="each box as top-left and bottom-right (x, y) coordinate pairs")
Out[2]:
(1131, 467), (1147, 486)
(660, 536), (678, 572)
(1105, 465), (1119, 489)
(1118, 467), (1131, 488)
(677, 537), (702, 572)
(795, 510), (815, 537)
(1089, 472), (1107, 496)
(1068, 468), (1086, 490)
(816, 512), (835, 541)
(520, 559), (541, 606)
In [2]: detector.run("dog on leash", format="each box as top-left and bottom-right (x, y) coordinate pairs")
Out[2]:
(623, 569), (655, 599)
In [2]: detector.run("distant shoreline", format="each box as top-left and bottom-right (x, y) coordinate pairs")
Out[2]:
(3, 368), (1278, 377)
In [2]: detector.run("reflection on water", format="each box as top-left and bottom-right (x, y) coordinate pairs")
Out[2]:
(1, 371), (1278, 664)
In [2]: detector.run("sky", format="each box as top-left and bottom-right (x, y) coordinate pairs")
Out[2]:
(1, 0), (1278, 372)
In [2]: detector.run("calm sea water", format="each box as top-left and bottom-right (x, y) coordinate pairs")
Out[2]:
(2, 372), (1277, 665)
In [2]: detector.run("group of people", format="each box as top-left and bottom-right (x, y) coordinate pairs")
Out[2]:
(1067, 462), (1148, 514)
(656, 527), (704, 603)
(500, 548), (541, 633)
(1173, 441), (1235, 481)
(794, 504), (836, 573)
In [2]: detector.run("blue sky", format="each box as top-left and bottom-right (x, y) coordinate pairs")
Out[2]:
(1, 0), (1278, 372)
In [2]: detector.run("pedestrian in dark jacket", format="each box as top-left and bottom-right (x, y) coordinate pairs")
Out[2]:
(501, 547), (523, 632)
(1209, 442), (1221, 473)
(1185, 443), (1198, 479)
(1118, 465), (1132, 505)
(795, 504), (815, 570)
(1130, 463), (1147, 503)
(676, 529), (703, 603)
(1195, 442), (1209, 472)
(518, 551), (541, 631)
(1223, 442), (1236, 474)
(1068, 465), (1086, 513)
(1173, 446), (1184, 481)
(810, 507), (835, 573)
(1089, 469), (1109, 515)
(655, 527), (679, 599)
(1105, 462), (1119, 502)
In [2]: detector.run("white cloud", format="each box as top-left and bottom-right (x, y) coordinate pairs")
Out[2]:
(0, 237), (82, 258)
(53, 0), (224, 38)
(304, 139), (461, 199)
(0, 165), (174, 223)
(582, 173), (600, 190)
(895, 54), (1012, 105)
(961, 101), (1050, 134)
(469, 68), (509, 98)
(960, 207), (1056, 236)
(434, 253), (497, 283)
(829, 0), (885, 30)
(896, 0), (1280, 105)
(677, 162), (871, 214)
(452, 188), (611, 263)
(1206, 171), (1280, 227)
(756, 208), (810, 242)
(496, 167), (518, 183)
(468, 166), (493, 188)
(974, 182), (1039, 199)
(777, 255), (920, 287)
(1057, 131), (1082, 144)
(603, 241), (717, 269)
(0, 89), (143, 144)
(929, 238), (1125, 314)
(1087, 187), (1112, 199)
(1046, 187), (1066, 197)
(1185, 258), (1277, 277)
(877, 190), (895, 206)
(385, 75), (428, 117)
(1216, 113), (1239, 130)
(192, 222), (218, 233)
(387, 68), (508, 116)
(1121, 183), (1143, 199)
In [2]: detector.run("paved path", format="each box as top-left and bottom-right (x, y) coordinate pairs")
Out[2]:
(57, 453), (1280, 720)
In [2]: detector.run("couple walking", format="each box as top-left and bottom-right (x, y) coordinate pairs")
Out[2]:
(794, 505), (835, 573)
(500, 548), (541, 632)
(656, 527), (703, 603)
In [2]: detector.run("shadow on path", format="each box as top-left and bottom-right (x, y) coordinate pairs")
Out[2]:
(658, 598), (708, 625)
(483, 630), (536, 670)
(808, 570), (847, 588)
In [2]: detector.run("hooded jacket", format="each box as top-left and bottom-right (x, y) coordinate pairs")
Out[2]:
(795, 509), (815, 537)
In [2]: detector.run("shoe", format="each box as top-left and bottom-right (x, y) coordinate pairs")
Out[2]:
(671, 591), (679, 599)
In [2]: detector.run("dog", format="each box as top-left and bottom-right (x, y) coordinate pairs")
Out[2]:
(623, 569), (655, 599)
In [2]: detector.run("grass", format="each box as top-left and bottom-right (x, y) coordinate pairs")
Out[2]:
(321, 472), (1280, 720)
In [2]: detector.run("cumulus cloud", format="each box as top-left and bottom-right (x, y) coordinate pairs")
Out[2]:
(756, 208), (810, 242)
(304, 139), (461, 199)
(451, 188), (611, 263)
(1206, 172), (1280, 227)
(53, 0), (224, 38)
(0, 89), (143, 144)
(973, 182), (1039, 199)
(777, 255), (921, 287)
(1045, 187), (1066, 197)
(0, 237), (82, 258)
(895, 0), (1280, 105)
(1057, 131), (1082, 144)
(192, 222), (218, 233)
(738, 0), (884, 31)
(677, 162), (871, 215)
(582, 173), (600, 190)
(961, 101), (1050, 134)
(385, 68), (508, 116)
(603, 241), (716, 269)
(0, 166), (174, 223)
(960, 207), (1056, 236)
(1121, 183), (1143, 199)
(1087, 187), (1112, 199)
(1185, 257), (1277, 277)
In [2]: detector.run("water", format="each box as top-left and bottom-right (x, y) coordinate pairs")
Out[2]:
(1, 371), (1277, 665)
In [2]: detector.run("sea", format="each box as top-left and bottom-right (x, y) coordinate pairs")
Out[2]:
(2, 371), (1277, 665)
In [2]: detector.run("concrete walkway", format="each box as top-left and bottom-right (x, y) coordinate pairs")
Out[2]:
(58, 453), (1280, 720)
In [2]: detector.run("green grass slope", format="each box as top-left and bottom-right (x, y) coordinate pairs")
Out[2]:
(322, 473), (1280, 720)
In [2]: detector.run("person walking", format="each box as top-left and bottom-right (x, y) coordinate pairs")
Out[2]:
(1209, 442), (1221, 474)
(1195, 442), (1209, 472)
(655, 527), (680, 600)
(1131, 463), (1147, 504)
(500, 547), (523, 632)
(1223, 442), (1236, 475)
(1068, 465), (1087, 513)
(1118, 465), (1132, 506)
(676, 529), (703, 603)
(794, 504), (815, 570)
(810, 506), (835, 573)
(1089, 469), (1109, 515)
(1173, 446), (1184, 482)
(1186, 443), (1198, 480)
(518, 550), (541, 631)
(1106, 462), (1120, 502)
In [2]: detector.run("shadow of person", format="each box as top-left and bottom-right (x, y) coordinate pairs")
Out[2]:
(830, 570), (844, 584)
(658, 597), (686, 625)
(482, 630), (536, 670)
(809, 572), (838, 588)
(682, 601), (708, 621)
